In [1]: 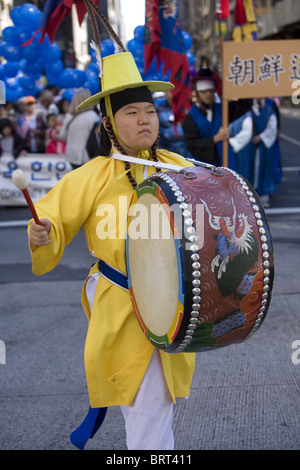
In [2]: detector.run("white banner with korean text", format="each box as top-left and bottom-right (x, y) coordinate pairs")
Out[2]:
(0, 154), (72, 206)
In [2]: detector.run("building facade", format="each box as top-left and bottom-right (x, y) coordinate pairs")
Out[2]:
(177, 0), (300, 71)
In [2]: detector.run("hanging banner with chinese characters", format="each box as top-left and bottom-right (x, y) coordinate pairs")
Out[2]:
(0, 154), (72, 206)
(222, 39), (300, 99)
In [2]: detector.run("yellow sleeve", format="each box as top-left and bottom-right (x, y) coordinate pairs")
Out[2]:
(28, 163), (101, 276)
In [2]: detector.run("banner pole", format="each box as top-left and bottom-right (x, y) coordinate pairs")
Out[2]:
(222, 97), (229, 167)
(221, 36), (228, 168)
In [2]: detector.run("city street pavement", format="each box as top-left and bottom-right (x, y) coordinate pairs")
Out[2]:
(0, 109), (299, 452)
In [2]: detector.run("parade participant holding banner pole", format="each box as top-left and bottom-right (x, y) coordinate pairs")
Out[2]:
(182, 67), (230, 166)
(26, 0), (195, 451)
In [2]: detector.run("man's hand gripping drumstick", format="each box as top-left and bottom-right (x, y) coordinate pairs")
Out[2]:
(12, 169), (52, 247)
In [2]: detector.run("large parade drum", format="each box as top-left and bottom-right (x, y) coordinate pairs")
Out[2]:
(125, 165), (274, 353)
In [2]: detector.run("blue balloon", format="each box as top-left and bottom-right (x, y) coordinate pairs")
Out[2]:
(90, 47), (97, 62)
(21, 84), (39, 97)
(85, 68), (98, 81)
(133, 54), (144, 68)
(144, 73), (160, 81)
(84, 79), (100, 95)
(22, 44), (40, 61)
(19, 4), (42, 32)
(43, 42), (62, 63)
(132, 43), (143, 62)
(45, 60), (64, 76)
(62, 88), (76, 101)
(2, 26), (21, 45)
(182, 31), (193, 51)
(72, 69), (86, 87)
(46, 72), (60, 87)
(39, 34), (51, 51)
(87, 62), (99, 76)
(25, 58), (44, 76)
(10, 6), (24, 27)
(4, 76), (20, 90)
(5, 87), (22, 102)
(187, 51), (195, 66)
(15, 27), (33, 45)
(134, 25), (145, 45)
(0, 39), (6, 56)
(18, 59), (27, 72)
(2, 43), (23, 61)
(0, 63), (4, 80)
(101, 39), (115, 57)
(18, 73), (35, 89)
(59, 68), (78, 88)
(127, 38), (141, 55)
(3, 61), (21, 78)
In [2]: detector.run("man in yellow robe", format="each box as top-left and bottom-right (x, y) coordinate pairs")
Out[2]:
(28, 52), (196, 450)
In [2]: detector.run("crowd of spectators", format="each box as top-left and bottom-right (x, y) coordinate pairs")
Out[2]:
(0, 85), (101, 167)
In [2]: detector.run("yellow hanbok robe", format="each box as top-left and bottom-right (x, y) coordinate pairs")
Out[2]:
(29, 150), (196, 408)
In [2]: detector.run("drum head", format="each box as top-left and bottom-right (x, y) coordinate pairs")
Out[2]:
(126, 184), (185, 349)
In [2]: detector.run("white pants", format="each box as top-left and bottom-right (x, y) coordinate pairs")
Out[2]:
(120, 349), (174, 450)
(86, 275), (175, 450)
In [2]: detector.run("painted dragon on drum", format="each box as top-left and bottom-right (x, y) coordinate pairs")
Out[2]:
(201, 197), (255, 280)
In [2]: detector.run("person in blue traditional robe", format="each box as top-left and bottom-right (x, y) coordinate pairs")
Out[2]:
(266, 97), (282, 188)
(182, 68), (230, 166)
(228, 99), (254, 178)
(182, 69), (253, 170)
(246, 98), (279, 207)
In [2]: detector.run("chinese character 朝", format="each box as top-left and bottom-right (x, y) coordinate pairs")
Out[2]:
(227, 55), (255, 86)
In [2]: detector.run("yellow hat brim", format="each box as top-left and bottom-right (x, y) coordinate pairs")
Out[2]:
(77, 80), (174, 110)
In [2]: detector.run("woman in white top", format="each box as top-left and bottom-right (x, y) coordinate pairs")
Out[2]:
(60, 88), (100, 169)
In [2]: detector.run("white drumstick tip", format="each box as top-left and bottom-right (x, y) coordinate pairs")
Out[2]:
(12, 169), (28, 191)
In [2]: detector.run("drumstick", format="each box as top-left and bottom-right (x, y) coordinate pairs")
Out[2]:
(12, 169), (42, 225)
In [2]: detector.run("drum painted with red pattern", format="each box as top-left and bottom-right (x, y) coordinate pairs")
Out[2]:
(126, 165), (274, 353)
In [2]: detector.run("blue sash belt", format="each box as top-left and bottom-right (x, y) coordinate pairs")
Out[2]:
(97, 259), (129, 290)
(70, 260), (128, 450)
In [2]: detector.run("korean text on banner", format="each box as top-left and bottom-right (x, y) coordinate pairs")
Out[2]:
(0, 154), (72, 206)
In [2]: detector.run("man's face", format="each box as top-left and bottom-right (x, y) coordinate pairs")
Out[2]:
(196, 88), (215, 107)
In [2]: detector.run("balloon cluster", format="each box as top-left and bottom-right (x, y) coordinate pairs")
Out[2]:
(0, 3), (101, 102)
(0, 4), (194, 104)
(127, 25), (195, 81)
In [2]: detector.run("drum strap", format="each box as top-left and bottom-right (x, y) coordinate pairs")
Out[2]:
(97, 259), (129, 290)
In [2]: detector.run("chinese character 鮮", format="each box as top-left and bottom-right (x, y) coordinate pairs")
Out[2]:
(258, 54), (285, 85)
